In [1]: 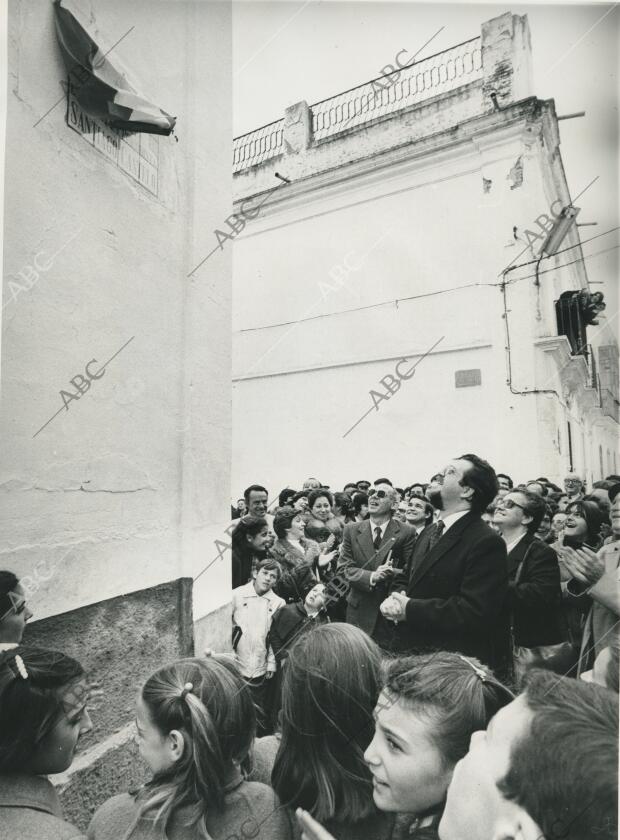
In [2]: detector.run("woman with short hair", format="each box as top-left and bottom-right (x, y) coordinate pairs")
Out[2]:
(305, 489), (342, 549)
(333, 492), (355, 527)
(270, 507), (336, 603)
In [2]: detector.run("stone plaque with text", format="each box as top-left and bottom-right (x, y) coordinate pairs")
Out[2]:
(67, 92), (159, 197)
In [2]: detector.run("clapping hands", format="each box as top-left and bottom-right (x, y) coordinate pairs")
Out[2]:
(318, 550), (337, 568)
(561, 545), (605, 587)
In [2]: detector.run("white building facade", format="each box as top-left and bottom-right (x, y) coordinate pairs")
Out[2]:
(232, 12), (618, 492)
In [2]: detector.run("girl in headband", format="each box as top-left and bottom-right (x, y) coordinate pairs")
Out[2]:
(297, 651), (514, 840)
(0, 645), (92, 839)
(88, 656), (292, 840)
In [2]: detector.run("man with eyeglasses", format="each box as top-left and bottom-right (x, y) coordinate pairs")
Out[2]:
(338, 482), (416, 648)
(493, 489), (566, 672)
(0, 571), (33, 651)
(564, 472), (585, 502)
(380, 455), (509, 671)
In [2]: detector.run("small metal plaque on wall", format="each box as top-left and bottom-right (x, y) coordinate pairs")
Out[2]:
(66, 92), (159, 197)
(455, 369), (482, 387)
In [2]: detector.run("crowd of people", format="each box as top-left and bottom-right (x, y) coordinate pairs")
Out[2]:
(0, 455), (618, 839)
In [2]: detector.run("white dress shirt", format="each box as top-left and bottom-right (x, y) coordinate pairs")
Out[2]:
(368, 518), (390, 541)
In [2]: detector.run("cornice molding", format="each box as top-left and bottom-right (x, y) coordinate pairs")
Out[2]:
(234, 100), (548, 237)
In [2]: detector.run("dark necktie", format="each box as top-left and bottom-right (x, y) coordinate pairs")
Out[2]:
(373, 526), (382, 551)
(428, 520), (445, 551)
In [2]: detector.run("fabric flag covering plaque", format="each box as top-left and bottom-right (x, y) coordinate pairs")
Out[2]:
(54, 0), (176, 136)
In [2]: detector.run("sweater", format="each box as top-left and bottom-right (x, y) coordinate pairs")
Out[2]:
(87, 774), (293, 840)
(0, 774), (84, 840)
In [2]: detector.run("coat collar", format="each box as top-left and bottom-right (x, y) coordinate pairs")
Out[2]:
(237, 581), (280, 602)
(0, 774), (64, 818)
(507, 531), (535, 575)
(409, 511), (479, 587)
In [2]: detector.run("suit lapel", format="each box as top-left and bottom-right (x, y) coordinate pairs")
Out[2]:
(380, 518), (399, 562)
(409, 513), (476, 588)
(357, 520), (375, 562)
(357, 519), (399, 565)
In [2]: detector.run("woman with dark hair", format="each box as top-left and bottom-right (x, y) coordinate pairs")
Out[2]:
(296, 652), (514, 840)
(333, 493), (355, 527)
(292, 491), (312, 526)
(0, 646), (93, 838)
(270, 508), (336, 603)
(353, 492), (369, 522)
(278, 488), (297, 510)
(231, 515), (271, 589)
(305, 489), (343, 551)
(251, 623), (387, 840)
(551, 499), (610, 672)
(89, 656), (291, 840)
(554, 499), (607, 551)
(0, 571), (33, 650)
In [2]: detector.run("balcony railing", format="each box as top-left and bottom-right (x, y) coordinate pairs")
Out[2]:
(233, 37), (483, 173)
(233, 118), (284, 174)
(312, 37), (482, 142)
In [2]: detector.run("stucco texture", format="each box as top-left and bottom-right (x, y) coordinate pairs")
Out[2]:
(22, 577), (194, 750)
(59, 739), (149, 833)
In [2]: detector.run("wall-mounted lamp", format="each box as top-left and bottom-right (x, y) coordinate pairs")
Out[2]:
(541, 205), (580, 255)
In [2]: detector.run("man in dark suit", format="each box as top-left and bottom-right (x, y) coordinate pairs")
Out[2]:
(338, 482), (416, 645)
(381, 454), (509, 670)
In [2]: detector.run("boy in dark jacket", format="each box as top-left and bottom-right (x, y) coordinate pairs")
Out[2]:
(268, 581), (329, 729)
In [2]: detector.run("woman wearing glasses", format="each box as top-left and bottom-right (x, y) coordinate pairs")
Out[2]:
(0, 571), (33, 651)
(493, 489), (568, 684)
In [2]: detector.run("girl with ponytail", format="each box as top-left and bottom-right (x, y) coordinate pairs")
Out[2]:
(0, 645), (92, 839)
(88, 656), (292, 840)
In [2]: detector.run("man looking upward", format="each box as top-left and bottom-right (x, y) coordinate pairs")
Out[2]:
(381, 455), (509, 671)
(339, 482), (416, 647)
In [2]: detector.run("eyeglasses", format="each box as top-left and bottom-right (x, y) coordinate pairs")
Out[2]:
(498, 498), (527, 512)
(430, 467), (459, 484)
(564, 479), (582, 486)
(368, 489), (389, 499)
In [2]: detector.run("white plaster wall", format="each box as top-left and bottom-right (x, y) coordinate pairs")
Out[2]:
(1, 0), (232, 621)
(231, 74), (618, 495)
(232, 116), (553, 491)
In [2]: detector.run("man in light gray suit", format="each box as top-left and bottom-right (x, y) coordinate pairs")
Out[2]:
(338, 483), (416, 647)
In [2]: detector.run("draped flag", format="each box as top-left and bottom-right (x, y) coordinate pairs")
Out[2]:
(53, 0), (176, 136)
